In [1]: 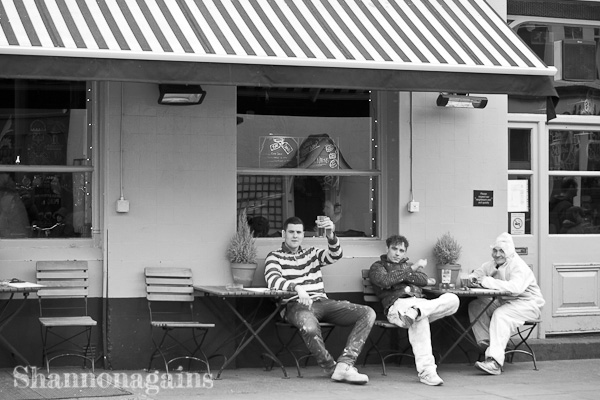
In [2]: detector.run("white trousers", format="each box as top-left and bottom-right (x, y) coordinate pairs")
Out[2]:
(468, 297), (541, 366)
(387, 293), (459, 375)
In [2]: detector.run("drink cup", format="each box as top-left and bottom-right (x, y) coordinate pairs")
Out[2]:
(458, 272), (470, 289)
(317, 215), (326, 237)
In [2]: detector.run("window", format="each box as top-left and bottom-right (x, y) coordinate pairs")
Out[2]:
(511, 21), (600, 116)
(236, 87), (379, 238)
(508, 128), (532, 235)
(0, 79), (92, 239)
(549, 130), (600, 234)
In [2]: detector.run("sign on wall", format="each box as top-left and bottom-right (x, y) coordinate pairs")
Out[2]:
(473, 190), (494, 207)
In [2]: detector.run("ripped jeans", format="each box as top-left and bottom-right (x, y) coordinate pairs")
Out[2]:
(285, 298), (375, 369)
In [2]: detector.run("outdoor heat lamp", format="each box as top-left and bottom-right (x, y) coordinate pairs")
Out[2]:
(158, 84), (206, 105)
(436, 93), (488, 109)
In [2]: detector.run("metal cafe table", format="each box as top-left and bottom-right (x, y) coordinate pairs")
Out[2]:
(423, 286), (511, 365)
(194, 285), (295, 379)
(0, 280), (43, 366)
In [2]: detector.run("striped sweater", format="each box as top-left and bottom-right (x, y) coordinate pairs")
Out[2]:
(264, 236), (342, 302)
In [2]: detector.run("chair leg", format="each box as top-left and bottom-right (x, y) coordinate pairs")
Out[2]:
(150, 327), (214, 375)
(504, 324), (538, 370)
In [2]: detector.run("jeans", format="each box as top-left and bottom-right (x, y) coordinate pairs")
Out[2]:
(285, 298), (375, 369)
(387, 293), (459, 375)
(469, 297), (541, 366)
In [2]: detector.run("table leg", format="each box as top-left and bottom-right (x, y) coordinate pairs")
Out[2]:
(437, 296), (496, 365)
(215, 298), (289, 380)
(0, 293), (32, 366)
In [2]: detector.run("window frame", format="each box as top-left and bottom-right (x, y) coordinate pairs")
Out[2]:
(0, 81), (95, 241)
(236, 89), (382, 239)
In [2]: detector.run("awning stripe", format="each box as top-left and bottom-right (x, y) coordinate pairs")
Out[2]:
(433, 0), (490, 66)
(389, 1), (446, 64)
(422, 0), (479, 65)
(0, 0), (556, 77)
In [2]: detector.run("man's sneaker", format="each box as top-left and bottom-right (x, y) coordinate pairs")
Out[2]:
(419, 371), (444, 386)
(475, 357), (502, 375)
(398, 307), (419, 328)
(323, 362), (336, 377)
(331, 362), (369, 384)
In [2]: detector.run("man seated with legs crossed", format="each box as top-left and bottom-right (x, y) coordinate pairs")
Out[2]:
(369, 234), (459, 386)
(265, 216), (375, 384)
(469, 232), (545, 375)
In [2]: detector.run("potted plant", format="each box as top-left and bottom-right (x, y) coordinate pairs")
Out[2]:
(433, 232), (462, 288)
(226, 208), (258, 287)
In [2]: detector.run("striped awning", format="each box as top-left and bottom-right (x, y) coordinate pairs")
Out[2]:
(0, 0), (557, 98)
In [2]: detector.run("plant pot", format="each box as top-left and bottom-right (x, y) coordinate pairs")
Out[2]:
(230, 262), (257, 287)
(436, 264), (461, 288)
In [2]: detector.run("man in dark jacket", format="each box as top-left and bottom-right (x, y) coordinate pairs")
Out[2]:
(368, 234), (459, 386)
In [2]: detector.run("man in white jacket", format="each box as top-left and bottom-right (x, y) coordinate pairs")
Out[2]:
(468, 232), (545, 375)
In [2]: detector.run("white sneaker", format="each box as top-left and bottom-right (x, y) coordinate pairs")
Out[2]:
(331, 362), (369, 385)
(475, 357), (502, 375)
(419, 370), (444, 386)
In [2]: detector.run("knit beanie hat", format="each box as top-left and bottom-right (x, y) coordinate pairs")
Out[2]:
(491, 232), (515, 258)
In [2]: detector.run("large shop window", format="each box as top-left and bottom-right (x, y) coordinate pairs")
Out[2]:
(508, 128), (533, 235)
(0, 80), (92, 239)
(549, 130), (600, 234)
(237, 88), (378, 238)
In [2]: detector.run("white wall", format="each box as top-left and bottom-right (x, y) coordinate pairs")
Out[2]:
(103, 82), (237, 298)
(397, 92), (509, 277)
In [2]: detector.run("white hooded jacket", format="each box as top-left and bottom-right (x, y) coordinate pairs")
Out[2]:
(470, 232), (545, 308)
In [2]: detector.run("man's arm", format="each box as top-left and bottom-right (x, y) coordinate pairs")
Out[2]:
(480, 262), (535, 295)
(264, 252), (297, 292)
(369, 260), (428, 289)
(264, 251), (313, 307)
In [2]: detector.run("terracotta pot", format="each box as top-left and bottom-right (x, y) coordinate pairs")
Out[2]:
(436, 264), (461, 288)
(230, 263), (257, 287)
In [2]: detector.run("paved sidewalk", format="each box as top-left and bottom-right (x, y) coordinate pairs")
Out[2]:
(4, 359), (600, 400)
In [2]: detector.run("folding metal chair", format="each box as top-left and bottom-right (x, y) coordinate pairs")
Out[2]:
(505, 319), (542, 370)
(37, 261), (97, 373)
(270, 320), (336, 378)
(361, 269), (413, 375)
(145, 267), (217, 375)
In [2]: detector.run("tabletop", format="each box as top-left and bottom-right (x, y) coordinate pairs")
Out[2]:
(0, 281), (44, 293)
(194, 285), (296, 298)
(423, 286), (512, 297)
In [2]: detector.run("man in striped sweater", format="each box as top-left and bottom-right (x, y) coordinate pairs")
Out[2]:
(265, 216), (375, 384)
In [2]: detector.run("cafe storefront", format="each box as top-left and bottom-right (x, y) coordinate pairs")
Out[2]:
(0, 0), (559, 369)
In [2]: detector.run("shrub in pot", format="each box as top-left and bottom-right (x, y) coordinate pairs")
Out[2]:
(433, 232), (462, 288)
(226, 209), (258, 287)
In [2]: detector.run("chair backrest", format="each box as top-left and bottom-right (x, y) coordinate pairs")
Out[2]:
(145, 267), (194, 302)
(36, 260), (90, 316)
(362, 269), (385, 318)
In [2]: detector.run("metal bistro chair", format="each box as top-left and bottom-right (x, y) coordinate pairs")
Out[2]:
(36, 260), (98, 373)
(504, 319), (542, 370)
(361, 269), (414, 376)
(145, 267), (217, 375)
(270, 318), (336, 378)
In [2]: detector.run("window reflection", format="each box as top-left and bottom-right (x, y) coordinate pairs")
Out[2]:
(0, 79), (91, 239)
(549, 176), (600, 234)
(549, 130), (600, 171)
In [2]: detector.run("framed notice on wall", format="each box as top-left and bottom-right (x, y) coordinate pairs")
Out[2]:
(473, 190), (493, 207)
